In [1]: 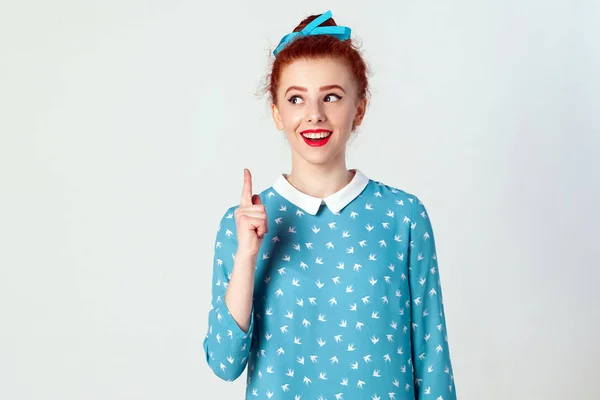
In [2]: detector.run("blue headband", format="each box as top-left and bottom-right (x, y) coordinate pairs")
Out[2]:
(273, 10), (351, 57)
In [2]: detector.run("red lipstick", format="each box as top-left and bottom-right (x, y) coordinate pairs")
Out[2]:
(300, 129), (332, 147)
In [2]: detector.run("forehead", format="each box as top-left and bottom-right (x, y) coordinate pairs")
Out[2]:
(279, 57), (354, 89)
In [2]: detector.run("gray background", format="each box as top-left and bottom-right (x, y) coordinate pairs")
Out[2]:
(1, 0), (599, 399)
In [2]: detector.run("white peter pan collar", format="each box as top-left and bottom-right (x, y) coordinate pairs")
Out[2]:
(272, 169), (370, 215)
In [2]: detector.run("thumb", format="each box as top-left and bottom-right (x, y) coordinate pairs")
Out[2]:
(252, 194), (262, 205)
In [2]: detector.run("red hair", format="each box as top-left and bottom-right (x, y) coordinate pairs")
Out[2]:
(262, 12), (371, 109)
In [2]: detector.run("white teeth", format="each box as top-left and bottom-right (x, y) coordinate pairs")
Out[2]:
(302, 132), (332, 139)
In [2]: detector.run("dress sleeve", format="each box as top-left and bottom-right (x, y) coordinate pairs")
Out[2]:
(407, 196), (457, 399)
(202, 206), (255, 381)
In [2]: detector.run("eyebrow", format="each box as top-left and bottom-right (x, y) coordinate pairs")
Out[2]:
(284, 84), (346, 96)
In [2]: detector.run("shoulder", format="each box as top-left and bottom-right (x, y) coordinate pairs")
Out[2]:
(366, 178), (437, 229)
(218, 204), (238, 220)
(368, 178), (424, 210)
(215, 205), (238, 236)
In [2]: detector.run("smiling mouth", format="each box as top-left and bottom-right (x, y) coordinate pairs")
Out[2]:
(300, 131), (333, 147)
(301, 131), (332, 140)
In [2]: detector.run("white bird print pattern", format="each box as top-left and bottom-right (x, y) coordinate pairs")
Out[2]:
(203, 171), (456, 399)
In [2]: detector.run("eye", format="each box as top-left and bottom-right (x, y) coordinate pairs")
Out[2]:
(324, 93), (342, 102)
(287, 95), (304, 105)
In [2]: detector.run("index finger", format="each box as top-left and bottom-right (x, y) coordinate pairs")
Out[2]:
(240, 168), (253, 206)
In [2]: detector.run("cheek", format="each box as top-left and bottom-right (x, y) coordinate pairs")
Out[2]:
(329, 105), (356, 126)
(280, 108), (303, 128)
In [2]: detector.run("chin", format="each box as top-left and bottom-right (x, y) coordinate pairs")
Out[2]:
(301, 147), (346, 165)
(302, 155), (331, 165)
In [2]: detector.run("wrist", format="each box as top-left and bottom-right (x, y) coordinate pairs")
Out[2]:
(235, 250), (259, 264)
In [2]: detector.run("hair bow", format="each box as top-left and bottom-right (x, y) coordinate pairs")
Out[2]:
(273, 10), (351, 57)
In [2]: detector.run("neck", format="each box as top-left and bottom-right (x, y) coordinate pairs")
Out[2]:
(285, 152), (355, 199)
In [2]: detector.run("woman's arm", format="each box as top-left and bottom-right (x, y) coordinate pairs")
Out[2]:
(407, 196), (457, 399)
(203, 207), (256, 382)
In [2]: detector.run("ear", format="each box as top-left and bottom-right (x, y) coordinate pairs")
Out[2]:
(271, 103), (284, 131)
(353, 97), (367, 128)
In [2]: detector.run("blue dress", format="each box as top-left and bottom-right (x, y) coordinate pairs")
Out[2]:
(203, 169), (457, 400)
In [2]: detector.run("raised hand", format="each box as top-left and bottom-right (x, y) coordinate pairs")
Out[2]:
(234, 168), (268, 257)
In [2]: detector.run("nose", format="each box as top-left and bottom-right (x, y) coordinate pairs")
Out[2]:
(305, 101), (326, 123)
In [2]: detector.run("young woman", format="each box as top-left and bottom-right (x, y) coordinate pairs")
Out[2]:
(203, 10), (457, 400)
